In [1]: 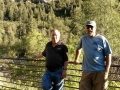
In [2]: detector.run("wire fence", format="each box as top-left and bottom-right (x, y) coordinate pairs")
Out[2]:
(0, 58), (120, 90)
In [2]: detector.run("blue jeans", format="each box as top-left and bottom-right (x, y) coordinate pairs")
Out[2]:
(42, 68), (64, 90)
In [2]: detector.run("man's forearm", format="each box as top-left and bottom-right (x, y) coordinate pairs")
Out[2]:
(64, 61), (68, 69)
(105, 54), (112, 73)
(35, 53), (43, 60)
(74, 49), (80, 61)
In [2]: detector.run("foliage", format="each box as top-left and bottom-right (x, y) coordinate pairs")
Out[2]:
(0, 0), (120, 89)
(0, 0), (119, 57)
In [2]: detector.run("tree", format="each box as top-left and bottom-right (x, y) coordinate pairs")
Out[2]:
(21, 29), (48, 58)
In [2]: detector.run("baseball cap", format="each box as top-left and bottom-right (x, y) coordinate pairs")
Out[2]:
(86, 21), (96, 27)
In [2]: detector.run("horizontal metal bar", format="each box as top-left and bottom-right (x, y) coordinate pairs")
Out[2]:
(0, 58), (120, 89)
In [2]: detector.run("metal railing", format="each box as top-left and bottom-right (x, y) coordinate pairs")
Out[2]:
(0, 58), (120, 90)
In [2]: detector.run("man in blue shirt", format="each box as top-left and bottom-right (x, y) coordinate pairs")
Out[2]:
(74, 21), (112, 90)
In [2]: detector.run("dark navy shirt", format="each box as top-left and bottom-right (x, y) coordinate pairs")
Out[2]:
(42, 41), (68, 70)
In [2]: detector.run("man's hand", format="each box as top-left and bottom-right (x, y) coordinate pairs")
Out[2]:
(74, 60), (80, 64)
(61, 70), (67, 79)
(104, 72), (109, 80)
(34, 57), (39, 62)
(34, 54), (43, 62)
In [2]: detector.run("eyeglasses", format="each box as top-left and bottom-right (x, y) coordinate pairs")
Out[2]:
(86, 25), (93, 29)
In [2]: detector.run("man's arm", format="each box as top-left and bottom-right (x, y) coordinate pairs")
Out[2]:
(62, 52), (69, 78)
(63, 60), (68, 70)
(74, 48), (82, 64)
(105, 54), (112, 73)
(34, 53), (44, 61)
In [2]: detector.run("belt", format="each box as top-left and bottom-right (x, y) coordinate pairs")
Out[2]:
(47, 67), (62, 72)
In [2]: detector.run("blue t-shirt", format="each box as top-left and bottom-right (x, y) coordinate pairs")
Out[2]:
(77, 34), (112, 72)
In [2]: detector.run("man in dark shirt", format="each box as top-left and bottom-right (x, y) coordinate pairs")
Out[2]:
(34, 29), (69, 90)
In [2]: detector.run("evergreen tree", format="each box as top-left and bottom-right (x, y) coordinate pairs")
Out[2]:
(17, 23), (26, 39)
(8, 6), (14, 20)
(0, 1), (4, 20)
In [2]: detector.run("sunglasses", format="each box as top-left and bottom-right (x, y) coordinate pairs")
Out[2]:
(86, 25), (93, 29)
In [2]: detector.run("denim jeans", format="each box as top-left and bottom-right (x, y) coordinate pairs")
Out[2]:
(42, 68), (64, 90)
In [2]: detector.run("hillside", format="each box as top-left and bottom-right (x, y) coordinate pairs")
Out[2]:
(0, 0), (120, 59)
